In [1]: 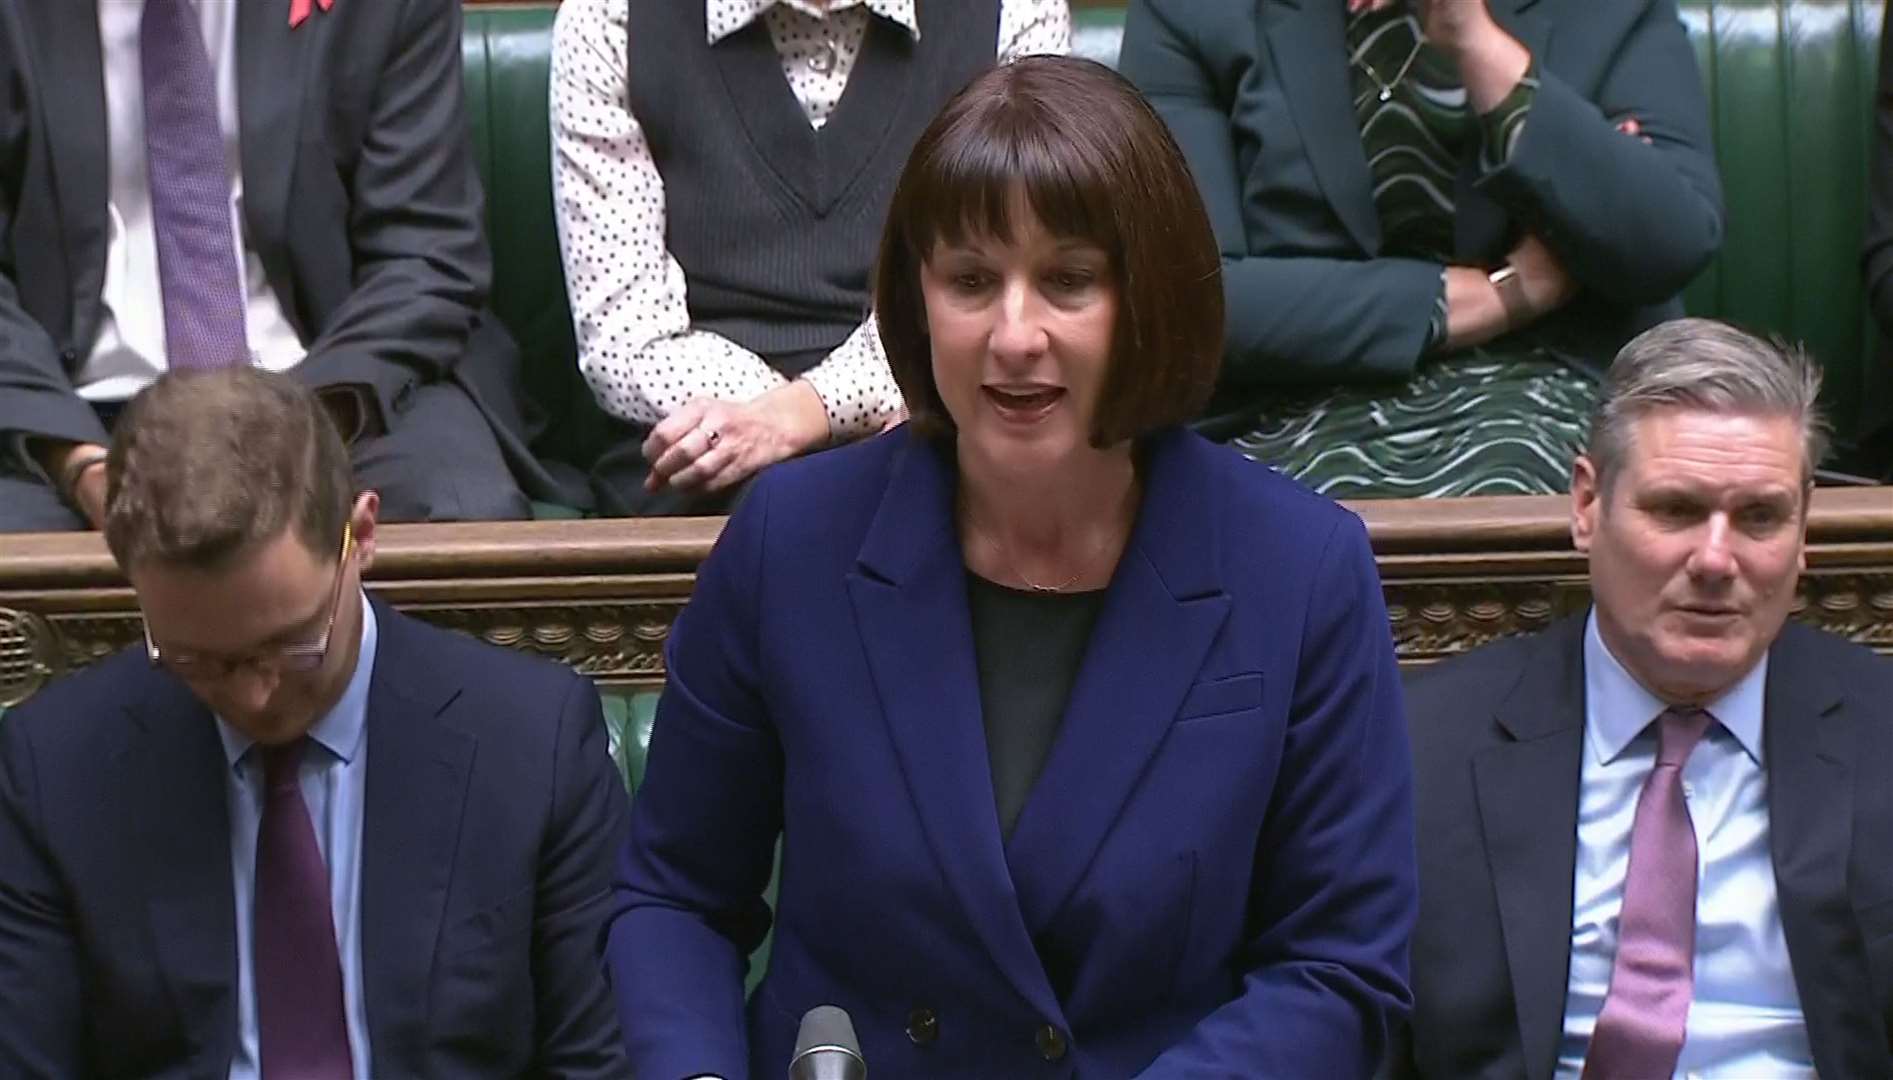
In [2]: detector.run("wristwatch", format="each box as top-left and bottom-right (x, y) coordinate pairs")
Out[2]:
(1488, 263), (1534, 331)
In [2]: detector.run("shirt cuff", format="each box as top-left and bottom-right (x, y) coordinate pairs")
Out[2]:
(1424, 267), (1451, 354)
(1478, 60), (1541, 175)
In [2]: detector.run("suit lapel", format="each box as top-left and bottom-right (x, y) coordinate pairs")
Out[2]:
(236, 0), (311, 320)
(358, 603), (476, 1067)
(22, 0), (108, 340)
(122, 670), (239, 1065)
(1471, 616), (1586, 1080)
(845, 436), (1060, 1020)
(1761, 625), (1863, 1080)
(1004, 432), (1230, 934)
(1259, 0), (1378, 252)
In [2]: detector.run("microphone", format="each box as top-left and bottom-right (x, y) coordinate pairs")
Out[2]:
(788, 1005), (866, 1080)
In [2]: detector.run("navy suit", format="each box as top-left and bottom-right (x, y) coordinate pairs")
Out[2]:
(0, 600), (629, 1078)
(607, 427), (1416, 1078)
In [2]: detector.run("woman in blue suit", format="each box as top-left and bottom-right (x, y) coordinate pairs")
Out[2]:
(606, 56), (1416, 1078)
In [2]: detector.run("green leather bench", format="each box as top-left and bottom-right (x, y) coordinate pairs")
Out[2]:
(462, 0), (1890, 782)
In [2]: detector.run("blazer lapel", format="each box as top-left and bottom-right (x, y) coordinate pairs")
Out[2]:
(358, 603), (476, 1067)
(122, 672), (239, 1065)
(1003, 431), (1231, 935)
(236, 0), (312, 324)
(1471, 616), (1586, 1080)
(1761, 625), (1864, 1080)
(1259, 0), (1379, 252)
(844, 436), (1060, 1021)
(22, 0), (108, 340)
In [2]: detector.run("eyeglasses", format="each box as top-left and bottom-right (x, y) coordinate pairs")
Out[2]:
(144, 524), (355, 680)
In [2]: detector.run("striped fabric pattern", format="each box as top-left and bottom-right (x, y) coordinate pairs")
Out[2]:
(1228, 8), (1589, 498)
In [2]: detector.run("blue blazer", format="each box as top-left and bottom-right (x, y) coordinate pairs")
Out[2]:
(0, 600), (629, 1078)
(607, 427), (1416, 1078)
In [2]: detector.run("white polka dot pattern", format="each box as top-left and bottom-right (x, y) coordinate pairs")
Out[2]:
(551, 0), (1071, 436)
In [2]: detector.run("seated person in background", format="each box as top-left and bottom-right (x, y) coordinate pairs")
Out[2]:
(0, 0), (549, 533)
(0, 368), (629, 1076)
(1400, 319), (1893, 1077)
(1857, 0), (1893, 481)
(551, 0), (1069, 515)
(607, 56), (1414, 1077)
(1118, 0), (1724, 498)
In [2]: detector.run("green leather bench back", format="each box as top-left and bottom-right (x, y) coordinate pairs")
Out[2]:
(462, 1), (1888, 450)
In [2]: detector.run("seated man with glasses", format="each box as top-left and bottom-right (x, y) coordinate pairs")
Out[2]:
(0, 367), (629, 1077)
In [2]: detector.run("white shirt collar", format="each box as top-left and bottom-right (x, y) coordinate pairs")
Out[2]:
(1583, 606), (1768, 768)
(706, 0), (920, 46)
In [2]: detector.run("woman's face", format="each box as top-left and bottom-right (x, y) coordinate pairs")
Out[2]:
(919, 198), (1118, 476)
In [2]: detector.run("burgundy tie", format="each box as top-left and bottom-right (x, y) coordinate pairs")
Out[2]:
(254, 739), (354, 1079)
(142, 0), (250, 369)
(1581, 706), (1716, 1080)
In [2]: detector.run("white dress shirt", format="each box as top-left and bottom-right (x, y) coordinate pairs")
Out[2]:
(216, 595), (377, 1080)
(1556, 609), (1815, 1078)
(89, 0), (304, 402)
(550, 0), (1071, 437)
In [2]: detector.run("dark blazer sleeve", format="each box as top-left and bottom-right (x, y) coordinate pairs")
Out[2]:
(1136, 513), (1417, 1078)
(0, 712), (85, 1077)
(0, 8), (109, 453)
(529, 674), (634, 1078)
(1864, 0), (1893, 333)
(1476, 0), (1723, 304)
(605, 480), (782, 1079)
(1118, 0), (1443, 388)
(291, 0), (493, 430)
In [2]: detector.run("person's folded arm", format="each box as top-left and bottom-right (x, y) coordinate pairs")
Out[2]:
(1134, 515), (1416, 1078)
(0, 716), (85, 1076)
(605, 477), (783, 1079)
(1118, 0), (1444, 388)
(796, 317), (904, 442)
(291, 0), (493, 435)
(551, 0), (786, 428)
(1473, 0), (1723, 305)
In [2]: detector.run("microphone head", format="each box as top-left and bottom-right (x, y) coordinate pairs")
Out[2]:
(788, 1005), (866, 1080)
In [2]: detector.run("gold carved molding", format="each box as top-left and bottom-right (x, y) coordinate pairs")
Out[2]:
(2, 493), (1890, 709)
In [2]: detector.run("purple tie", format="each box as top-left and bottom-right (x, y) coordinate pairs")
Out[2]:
(141, 0), (249, 369)
(254, 739), (354, 1079)
(1581, 706), (1716, 1080)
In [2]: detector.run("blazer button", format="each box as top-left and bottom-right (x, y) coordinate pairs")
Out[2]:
(1036, 1023), (1068, 1062)
(906, 1007), (939, 1045)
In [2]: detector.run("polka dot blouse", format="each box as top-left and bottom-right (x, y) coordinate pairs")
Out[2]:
(551, 0), (1072, 438)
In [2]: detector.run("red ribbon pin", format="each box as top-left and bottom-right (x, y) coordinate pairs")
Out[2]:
(289, 0), (334, 29)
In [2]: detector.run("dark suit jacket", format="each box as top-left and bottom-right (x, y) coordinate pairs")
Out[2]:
(1399, 615), (1893, 1079)
(1118, 0), (1724, 390)
(606, 426), (1417, 1079)
(0, 0), (552, 494)
(0, 600), (630, 1078)
(1857, 0), (1893, 477)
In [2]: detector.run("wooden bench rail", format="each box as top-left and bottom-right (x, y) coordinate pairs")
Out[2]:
(4, 490), (1890, 707)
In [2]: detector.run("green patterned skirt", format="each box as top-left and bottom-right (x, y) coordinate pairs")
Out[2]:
(1227, 348), (1599, 498)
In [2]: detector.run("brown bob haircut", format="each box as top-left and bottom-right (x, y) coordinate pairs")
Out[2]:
(104, 367), (352, 572)
(874, 55), (1224, 446)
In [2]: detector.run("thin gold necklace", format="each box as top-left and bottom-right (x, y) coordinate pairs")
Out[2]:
(1352, 18), (1426, 105)
(961, 482), (1137, 594)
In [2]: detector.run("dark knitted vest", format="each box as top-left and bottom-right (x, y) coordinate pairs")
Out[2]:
(626, 1), (999, 376)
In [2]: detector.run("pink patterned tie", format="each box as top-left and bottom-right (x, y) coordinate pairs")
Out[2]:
(1581, 706), (1715, 1080)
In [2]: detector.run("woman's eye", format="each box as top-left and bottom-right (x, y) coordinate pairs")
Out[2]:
(1050, 270), (1093, 291)
(951, 272), (988, 292)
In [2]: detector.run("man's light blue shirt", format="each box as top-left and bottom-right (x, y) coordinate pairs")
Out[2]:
(216, 595), (376, 1080)
(1556, 608), (1812, 1078)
